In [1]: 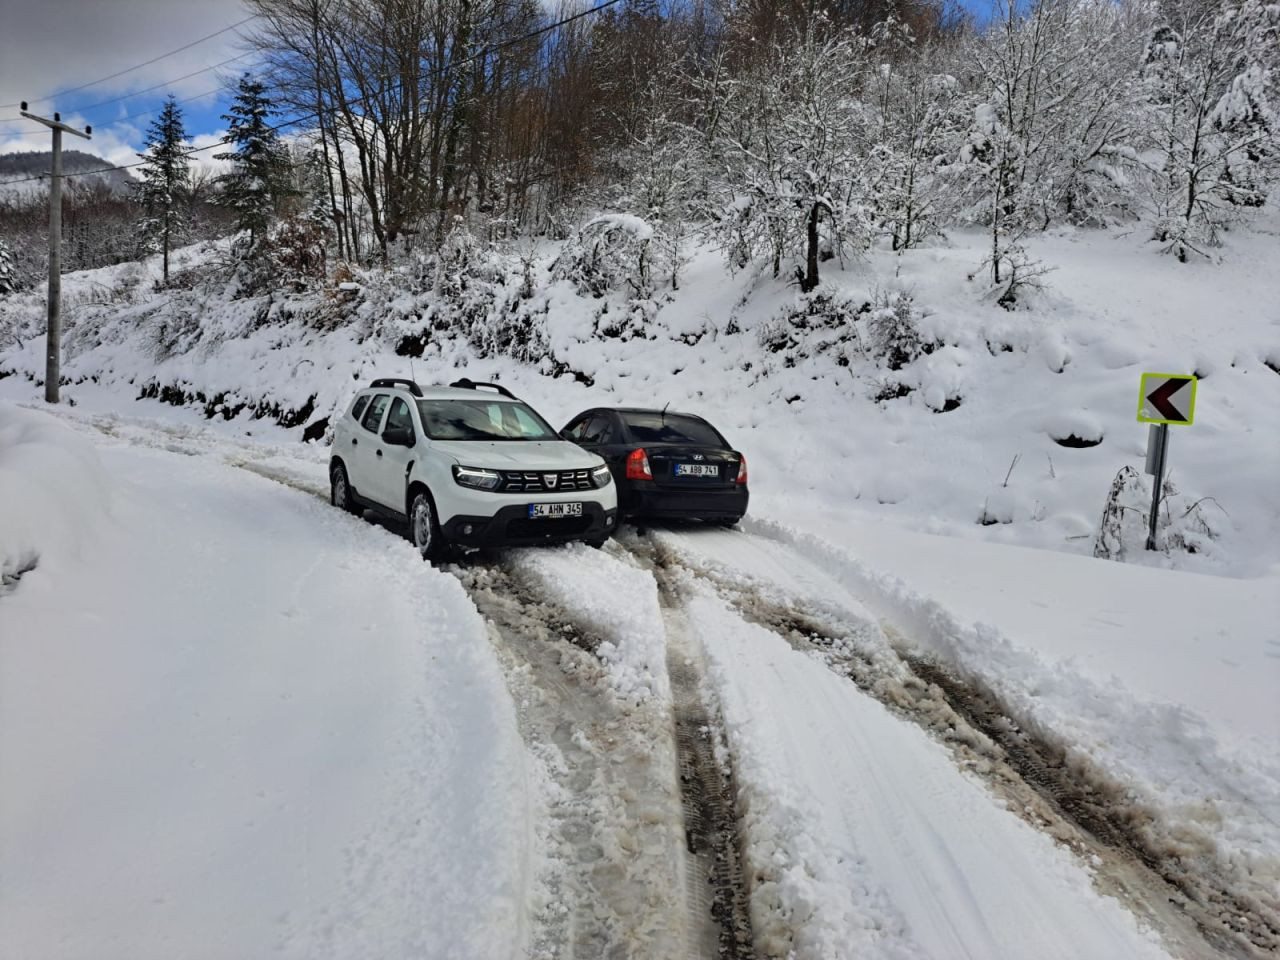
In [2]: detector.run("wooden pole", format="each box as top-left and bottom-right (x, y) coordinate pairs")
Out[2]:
(19, 106), (92, 404)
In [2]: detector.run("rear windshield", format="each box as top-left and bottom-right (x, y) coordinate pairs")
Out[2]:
(622, 413), (724, 446)
(417, 399), (558, 441)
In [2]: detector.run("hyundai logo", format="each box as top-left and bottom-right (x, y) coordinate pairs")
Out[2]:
(543, 473), (559, 490)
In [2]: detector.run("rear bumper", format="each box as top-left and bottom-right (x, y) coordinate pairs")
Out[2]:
(623, 483), (749, 521)
(441, 502), (617, 547)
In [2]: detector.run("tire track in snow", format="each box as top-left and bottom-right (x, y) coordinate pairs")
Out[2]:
(657, 573), (757, 960)
(447, 559), (707, 960)
(643, 533), (1276, 960)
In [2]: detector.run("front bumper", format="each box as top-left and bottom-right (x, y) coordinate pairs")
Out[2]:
(623, 483), (749, 521)
(442, 502), (618, 547)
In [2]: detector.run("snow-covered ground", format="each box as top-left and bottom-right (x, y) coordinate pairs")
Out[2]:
(0, 404), (535, 958)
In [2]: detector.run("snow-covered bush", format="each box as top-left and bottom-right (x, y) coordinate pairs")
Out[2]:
(757, 289), (866, 369)
(862, 291), (933, 370)
(1093, 465), (1226, 561)
(391, 223), (554, 365)
(264, 216), (328, 292)
(551, 214), (664, 300)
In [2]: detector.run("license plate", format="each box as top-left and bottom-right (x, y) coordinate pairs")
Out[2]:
(675, 463), (719, 477)
(528, 502), (583, 519)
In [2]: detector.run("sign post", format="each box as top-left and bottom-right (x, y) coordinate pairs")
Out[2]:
(1136, 373), (1197, 551)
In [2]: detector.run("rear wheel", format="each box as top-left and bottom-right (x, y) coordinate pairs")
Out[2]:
(718, 516), (742, 527)
(330, 463), (358, 514)
(409, 489), (445, 562)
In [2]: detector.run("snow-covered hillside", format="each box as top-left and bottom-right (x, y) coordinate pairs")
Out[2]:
(2, 211), (1277, 576)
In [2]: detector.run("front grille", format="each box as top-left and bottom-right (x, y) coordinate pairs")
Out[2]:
(501, 469), (594, 493)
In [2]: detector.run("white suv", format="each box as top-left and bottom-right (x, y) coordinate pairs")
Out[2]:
(330, 378), (618, 559)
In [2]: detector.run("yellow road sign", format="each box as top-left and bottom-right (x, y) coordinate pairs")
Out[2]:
(1137, 373), (1197, 425)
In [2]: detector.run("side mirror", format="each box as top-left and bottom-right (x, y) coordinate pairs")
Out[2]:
(383, 426), (414, 447)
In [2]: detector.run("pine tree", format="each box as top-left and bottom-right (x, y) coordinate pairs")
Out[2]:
(133, 95), (191, 283)
(213, 74), (294, 247)
(0, 237), (17, 295)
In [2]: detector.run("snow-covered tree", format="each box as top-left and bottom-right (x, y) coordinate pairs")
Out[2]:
(214, 74), (294, 247)
(697, 24), (873, 292)
(1143, 0), (1280, 260)
(0, 237), (17, 295)
(133, 95), (191, 283)
(864, 19), (970, 249)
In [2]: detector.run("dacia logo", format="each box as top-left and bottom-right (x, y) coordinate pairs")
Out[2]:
(543, 473), (559, 490)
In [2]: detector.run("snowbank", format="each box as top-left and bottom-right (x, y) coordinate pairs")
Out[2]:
(0, 434), (535, 958)
(746, 516), (1280, 914)
(0, 401), (110, 586)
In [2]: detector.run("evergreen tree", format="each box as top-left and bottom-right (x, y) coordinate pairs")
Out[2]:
(0, 236), (17, 295)
(213, 74), (294, 247)
(133, 95), (191, 282)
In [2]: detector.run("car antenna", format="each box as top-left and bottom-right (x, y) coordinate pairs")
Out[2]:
(661, 401), (669, 423)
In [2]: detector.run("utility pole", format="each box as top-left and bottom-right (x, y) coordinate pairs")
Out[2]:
(19, 103), (92, 404)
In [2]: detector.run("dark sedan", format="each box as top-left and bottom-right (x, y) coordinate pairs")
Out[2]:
(562, 407), (748, 524)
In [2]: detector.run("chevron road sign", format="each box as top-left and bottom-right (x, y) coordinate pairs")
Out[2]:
(1137, 373), (1197, 426)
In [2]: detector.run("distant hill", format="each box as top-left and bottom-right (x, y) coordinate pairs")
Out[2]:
(0, 149), (135, 198)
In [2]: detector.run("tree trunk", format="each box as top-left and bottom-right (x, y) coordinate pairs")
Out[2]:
(801, 201), (820, 293)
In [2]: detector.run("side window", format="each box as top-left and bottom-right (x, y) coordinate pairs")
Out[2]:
(564, 417), (590, 441)
(385, 397), (415, 440)
(350, 395), (369, 422)
(361, 394), (390, 432)
(582, 415), (613, 445)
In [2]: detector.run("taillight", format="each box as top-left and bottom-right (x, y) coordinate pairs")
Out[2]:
(736, 454), (748, 485)
(626, 447), (652, 480)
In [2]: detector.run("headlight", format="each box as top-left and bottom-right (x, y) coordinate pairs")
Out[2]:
(591, 464), (612, 488)
(453, 465), (501, 490)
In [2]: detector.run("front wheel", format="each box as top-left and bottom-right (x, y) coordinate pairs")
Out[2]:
(409, 490), (445, 562)
(330, 463), (359, 514)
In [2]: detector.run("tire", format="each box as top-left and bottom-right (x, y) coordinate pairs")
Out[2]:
(330, 462), (359, 514)
(586, 539), (606, 550)
(718, 516), (742, 527)
(408, 488), (445, 562)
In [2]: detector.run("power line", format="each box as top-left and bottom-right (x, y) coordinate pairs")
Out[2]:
(0, 15), (260, 110)
(0, 84), (229, 139)
(0, 0), (625, 188)
(0, 53), (255, 132)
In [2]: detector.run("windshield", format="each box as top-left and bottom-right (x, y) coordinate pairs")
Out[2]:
(417, 399), (559, 441)
(622, 412), (725, 446)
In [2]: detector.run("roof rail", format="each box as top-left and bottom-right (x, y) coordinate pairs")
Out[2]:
(370, 377), (423, 397)
(450, 378), (518, 400)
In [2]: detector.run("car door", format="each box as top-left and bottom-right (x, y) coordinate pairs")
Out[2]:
(349, 393), (390, 494)
(577, 413), (635, 495)
(372, 396), (418, 512)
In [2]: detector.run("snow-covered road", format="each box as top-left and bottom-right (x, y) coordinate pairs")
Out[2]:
(3, 402), (1276, 960)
